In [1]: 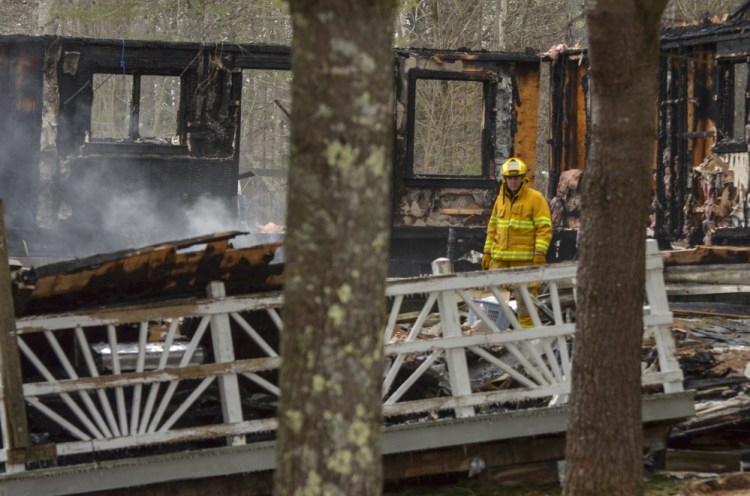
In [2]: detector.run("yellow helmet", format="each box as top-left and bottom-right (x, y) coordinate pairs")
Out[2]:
(501, 157), (528, 177)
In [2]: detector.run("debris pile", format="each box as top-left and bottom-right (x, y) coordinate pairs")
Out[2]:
(12, 231), (283, 316)
(549, 169), (582, 231)
(668, 303), (750, 460)
(690, 153), (748, 246)
(549, 169), (582, 261)
(386, 283), (750, 472)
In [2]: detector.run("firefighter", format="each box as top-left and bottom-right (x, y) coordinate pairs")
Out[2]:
(481, 157), (552, 327)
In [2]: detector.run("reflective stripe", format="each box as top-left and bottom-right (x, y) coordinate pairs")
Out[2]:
(535, 239), (550, 250)
(491, 218), (545, 229)
(491, 249), (534, 261)
(496, 220), (535, 229)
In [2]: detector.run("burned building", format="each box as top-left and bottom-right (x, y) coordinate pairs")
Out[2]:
(390, 48), (547, 274)
(0, 35), (291, 260)
(0, 34), (550, 276)
(549, 6), (750, 252)
(5, 11), (750, 277)
(658, 8), (750, 248)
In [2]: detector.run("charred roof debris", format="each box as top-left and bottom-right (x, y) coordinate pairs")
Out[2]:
(12, 231), (283, 316)
(2, 9), (750, 484)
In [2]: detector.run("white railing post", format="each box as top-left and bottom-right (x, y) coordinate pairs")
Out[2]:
(431, 258), (474, 418)
(644, 240), (683, 393)
(206, 281), (246, 445)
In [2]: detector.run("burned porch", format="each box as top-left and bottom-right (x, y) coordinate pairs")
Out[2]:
(0, 240), (694, 495)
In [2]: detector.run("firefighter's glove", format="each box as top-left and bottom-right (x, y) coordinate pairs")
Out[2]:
(533, 251), (547, 265)
(481, 253), (491, 270)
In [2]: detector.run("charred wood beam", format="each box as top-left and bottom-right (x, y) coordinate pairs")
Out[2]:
(234, 53), (291, 70)
(128, 72), (141, 141)
(396, 48), (538, 63)
(656, 53), (670, 248)
(663, 27), (750, 49)
(483, 77), (498, 178)
(678, 131), (717, 139)
(662, 245), (750, 265)
(668, 54), (679, 241)
(37, 40), (62, 230)
(548, 60), (566, 198)
(582, 63), (591, 164)
(563, 62), (575, 172)
(686, 376), (750, 391)
(672, 407), (750, 438)
(730, 0), (750, 20)
(676, 55), (689, 241)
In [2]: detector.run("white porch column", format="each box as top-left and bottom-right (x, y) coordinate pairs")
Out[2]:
(432, 258), (474, 418)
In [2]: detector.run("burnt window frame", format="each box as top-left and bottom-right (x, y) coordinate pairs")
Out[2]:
(405, 69), (498, 187)
(87, 69), (188, 147)
(715, 57), (750, 152)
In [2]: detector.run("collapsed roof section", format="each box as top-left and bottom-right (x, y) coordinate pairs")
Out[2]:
(12, 231), (283, 316)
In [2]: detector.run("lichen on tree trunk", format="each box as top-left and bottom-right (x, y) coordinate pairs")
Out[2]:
(274, 2), (398, 496)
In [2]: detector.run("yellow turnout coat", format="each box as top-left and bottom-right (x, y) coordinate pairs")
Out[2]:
(483, 180), (552, 263)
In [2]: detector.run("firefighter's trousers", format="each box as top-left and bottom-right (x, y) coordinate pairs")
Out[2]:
(488, 259), (538, 328)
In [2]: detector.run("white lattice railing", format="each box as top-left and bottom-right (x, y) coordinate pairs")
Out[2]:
(0, 240), (682, 473)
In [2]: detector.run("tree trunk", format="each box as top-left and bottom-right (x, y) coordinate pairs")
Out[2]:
(563, 2), (667, 495)
(273, 1), (397, 495)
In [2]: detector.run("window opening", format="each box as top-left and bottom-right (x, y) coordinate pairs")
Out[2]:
(139, 75), (181, 142)
(90, 74), (181, 142)
(91, 74), (132, 140)
(239, 69), (291, 226)
(412, 79), (484, 176)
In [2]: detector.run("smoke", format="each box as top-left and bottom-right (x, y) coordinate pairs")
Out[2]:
(11, 157), (244, 259)
(241, 176), (288, 229)
(185, 195), (238, 238)
(2, 137), (286, 261)
(0, 107), (39, 231)
(98, 189), (238, 252)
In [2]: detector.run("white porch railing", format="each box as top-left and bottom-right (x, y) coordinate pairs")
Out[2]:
(0, 240), (683, 474)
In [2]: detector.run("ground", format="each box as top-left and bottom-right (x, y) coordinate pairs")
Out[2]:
(384, 472), (750, 495)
